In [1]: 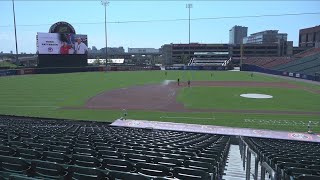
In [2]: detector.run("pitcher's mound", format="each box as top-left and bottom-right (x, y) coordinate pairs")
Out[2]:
(240, 93), (273, 99)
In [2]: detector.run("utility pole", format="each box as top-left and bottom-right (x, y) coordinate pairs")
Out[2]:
(186, 3), (192, 65)
(101, 0), (109, 67)
(12, 0), (19, 65)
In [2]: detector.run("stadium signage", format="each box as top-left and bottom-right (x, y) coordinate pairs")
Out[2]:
(49, 21), (76, 34)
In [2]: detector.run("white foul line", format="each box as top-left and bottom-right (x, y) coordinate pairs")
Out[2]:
(160, 116), (215, 120)
(0, 105), (59, 108)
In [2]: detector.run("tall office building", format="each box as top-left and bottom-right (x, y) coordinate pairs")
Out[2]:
(229, 26), (248, 44)
(243, 30), (287, 44)
(299, 25), (320, 48)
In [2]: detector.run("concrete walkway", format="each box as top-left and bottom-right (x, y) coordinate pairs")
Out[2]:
(111, 119), (320, 143)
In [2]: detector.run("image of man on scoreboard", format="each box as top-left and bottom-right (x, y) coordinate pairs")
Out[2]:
(74, 37), (88, 54)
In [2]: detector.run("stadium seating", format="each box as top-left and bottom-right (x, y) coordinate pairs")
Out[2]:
(188, 58), (230, 67)
(4, 115), (319, 179)
(294, 48), (320, 59)
(242, 137), (320, 180)
(0, 116), (231, 180)
(242, 57), (294, 69)
(272, 53), (320, 75)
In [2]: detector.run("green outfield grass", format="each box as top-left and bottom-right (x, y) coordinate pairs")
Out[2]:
(177, 87), (320, 111)
(0, 71), (319, 132)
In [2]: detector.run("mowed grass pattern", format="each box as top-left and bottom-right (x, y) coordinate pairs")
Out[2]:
(0, 71), (319, 132)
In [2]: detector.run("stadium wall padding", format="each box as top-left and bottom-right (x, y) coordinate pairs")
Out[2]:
(38, 54), (88, 68)
(0, 65), (160, 76)
(241, 64), (318, 81)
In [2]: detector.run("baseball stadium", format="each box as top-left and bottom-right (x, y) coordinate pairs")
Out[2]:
(1, 1), (320, 180)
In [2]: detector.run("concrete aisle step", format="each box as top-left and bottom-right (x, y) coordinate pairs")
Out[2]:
(223, 144), (246, 180)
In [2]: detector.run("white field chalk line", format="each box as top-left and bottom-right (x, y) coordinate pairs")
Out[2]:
(160, 116), (215, 120)
(0, 105), (59, 108)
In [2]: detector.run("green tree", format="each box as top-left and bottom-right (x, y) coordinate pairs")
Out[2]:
(93, 59), (101, 65)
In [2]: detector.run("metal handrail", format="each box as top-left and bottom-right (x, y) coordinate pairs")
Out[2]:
(240, 136), (265, 180)
(261, 162), (277, 180)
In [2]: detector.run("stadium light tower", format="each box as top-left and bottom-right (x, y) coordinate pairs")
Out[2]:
(12, 0), (19, 65)
(186, 3), (193, 64)
(101, 0), (109, 64)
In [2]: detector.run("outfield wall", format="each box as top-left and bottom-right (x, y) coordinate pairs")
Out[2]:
(0, 65), (160, 77)
(242, 64), (319, 81)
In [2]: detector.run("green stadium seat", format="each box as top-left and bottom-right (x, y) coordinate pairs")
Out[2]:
(109, 170), (151, 180)
(73, 147), (96, 156)
(123, 153), (151, 164)
(30, 160), (67, 179)
(0, 155), (31, 175)
(136, 162), (172, 177)
(102, 158), (135, 172)
(153, 157), (183, 168)
(42, 151), (71, 164)
(173, 167), (210, 180)
(50, 145), (71, 154)
(72, 154), (102, 168)
(98, 150), (122, 159)
(67, 165), (109, 180)
(8, 174), (34, 180)
(0, 145), (16, 156)
(16, 148), (41, 160)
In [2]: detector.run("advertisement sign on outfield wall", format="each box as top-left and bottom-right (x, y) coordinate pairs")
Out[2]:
(37, 33), (88, 55)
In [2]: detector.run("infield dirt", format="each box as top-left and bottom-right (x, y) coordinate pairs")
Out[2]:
(83, 81), (320, 115)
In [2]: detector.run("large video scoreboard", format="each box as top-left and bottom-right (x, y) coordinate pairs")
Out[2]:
(37, 21), (88, 67)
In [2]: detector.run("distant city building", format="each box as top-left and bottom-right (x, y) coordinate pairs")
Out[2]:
(88, 46), (100, 54)
(100, 47), (125, 54)
(299, 25), (320, 48)
(161, 43), (293, 65)
(243, 30), (287, 44)
(229, 25), (248, 44)
(92, 46), (98, 51)
(10, 51), (13, 54)
(128, 48), (159, 54)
